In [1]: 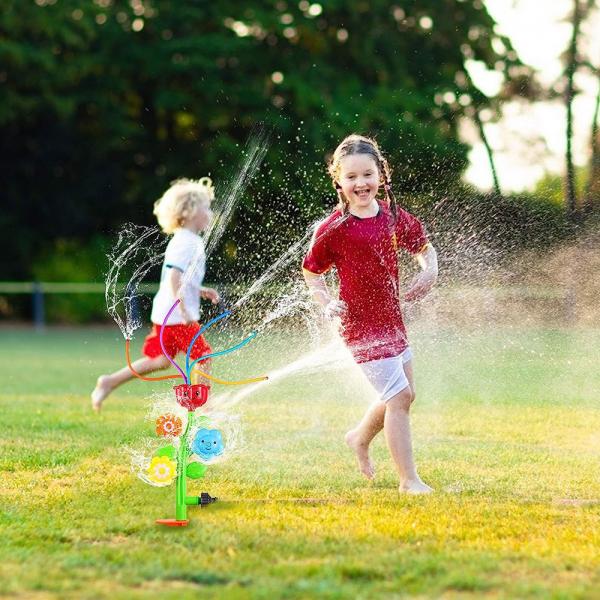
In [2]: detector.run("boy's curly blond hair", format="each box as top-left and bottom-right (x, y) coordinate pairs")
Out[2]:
(153, 177), (215, 234)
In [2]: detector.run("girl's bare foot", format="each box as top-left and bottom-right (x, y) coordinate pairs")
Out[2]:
(344, 429), (375, 480)
(399, 478), (434, 495)
(91, 375), (112, 412)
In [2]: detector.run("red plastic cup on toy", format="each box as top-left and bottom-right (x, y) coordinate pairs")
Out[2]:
(190, 383), (209, 408)
(173, 383), (209, 410)
(173, 384), (192, 408)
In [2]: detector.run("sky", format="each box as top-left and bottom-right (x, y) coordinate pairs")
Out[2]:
(464, 0), (600, 191)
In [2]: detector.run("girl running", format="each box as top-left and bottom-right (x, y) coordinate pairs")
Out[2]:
(302, 135), (438, 494)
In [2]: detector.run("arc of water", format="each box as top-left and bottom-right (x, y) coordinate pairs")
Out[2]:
(203, 127), (270, 259)
(105, 225), (165, 339)
(234, 231), (312, 309)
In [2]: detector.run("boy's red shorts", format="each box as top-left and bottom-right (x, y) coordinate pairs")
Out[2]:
(142, 323), (212, 362)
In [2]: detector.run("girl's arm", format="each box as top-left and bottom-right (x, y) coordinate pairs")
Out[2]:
(302, 268), (346, 318)
(168, 268), (194, 323)
(303, 269), (332, 307)
(404, 243), (438, 302)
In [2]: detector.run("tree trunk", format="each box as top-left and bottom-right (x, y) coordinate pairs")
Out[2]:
(474, 109), (501, 197)
(564, 0), (582, 220)
(583, 75), (600, 212)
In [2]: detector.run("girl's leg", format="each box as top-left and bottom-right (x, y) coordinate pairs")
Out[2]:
(383, 361), (432, 494)
(345, 359), (416, 480)
(91, 354), (171, 411)
(345, 402), (385, 480)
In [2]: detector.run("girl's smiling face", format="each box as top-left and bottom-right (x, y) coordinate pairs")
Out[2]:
(338, 153), (381, 213)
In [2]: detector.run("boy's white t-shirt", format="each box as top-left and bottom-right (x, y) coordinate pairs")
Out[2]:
(150, 228), (206, 325)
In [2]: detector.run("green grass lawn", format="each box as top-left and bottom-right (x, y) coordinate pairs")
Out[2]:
(0, 324), (599, 599)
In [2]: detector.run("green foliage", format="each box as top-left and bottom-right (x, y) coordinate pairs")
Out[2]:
(32, 237), (109, 283)
(533, 167), (589, 206)
(1, 0), (527, 281)
(440, 186), (571, 251)
(31, 236), (110, 322)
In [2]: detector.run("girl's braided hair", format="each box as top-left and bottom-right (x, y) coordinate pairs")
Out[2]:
(327, 134), (397, 217)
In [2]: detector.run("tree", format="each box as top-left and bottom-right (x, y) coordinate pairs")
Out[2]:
(564, 0), (584, 219)
(1, 0), (528, 282)
(561, 0), (598, 219)
(584, 74), (600, 210)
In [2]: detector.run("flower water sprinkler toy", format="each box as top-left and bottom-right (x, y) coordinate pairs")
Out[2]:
(126, 299), (267, 527)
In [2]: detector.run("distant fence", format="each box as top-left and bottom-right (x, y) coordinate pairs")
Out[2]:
(0, 281), (579, 330)
(0, 282), (158, 330)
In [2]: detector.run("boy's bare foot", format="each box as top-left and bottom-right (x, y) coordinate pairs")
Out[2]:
(344, 429), (375, 480)
(91, 375), (112, 412)
(399, 479), (434, 495)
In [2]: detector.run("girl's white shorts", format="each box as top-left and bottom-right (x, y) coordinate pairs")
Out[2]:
(358, 347), (413, 403)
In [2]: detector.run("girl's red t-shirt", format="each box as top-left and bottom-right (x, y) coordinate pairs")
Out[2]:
(302, 202), (428, 363)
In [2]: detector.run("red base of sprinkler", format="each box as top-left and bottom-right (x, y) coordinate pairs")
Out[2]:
(156, 518), (189, 527)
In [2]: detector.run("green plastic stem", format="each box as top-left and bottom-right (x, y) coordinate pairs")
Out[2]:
(175, 410), (193, 521)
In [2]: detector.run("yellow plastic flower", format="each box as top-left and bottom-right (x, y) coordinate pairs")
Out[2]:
(147, 455), (177, 485)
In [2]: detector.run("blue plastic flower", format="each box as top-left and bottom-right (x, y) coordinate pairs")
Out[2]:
(191, 428), (224, 460)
